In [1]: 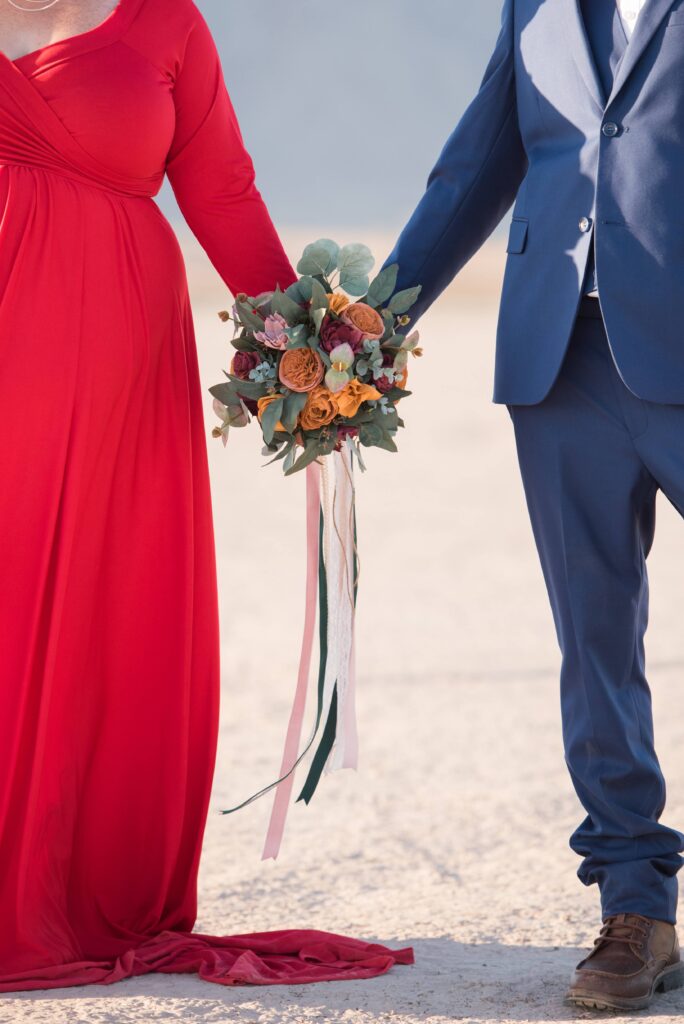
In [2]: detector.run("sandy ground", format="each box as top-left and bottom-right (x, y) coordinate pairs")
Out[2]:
(4, 230), (684, 1023)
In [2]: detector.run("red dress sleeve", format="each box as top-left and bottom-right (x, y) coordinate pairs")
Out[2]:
(164, 3), (297, 298)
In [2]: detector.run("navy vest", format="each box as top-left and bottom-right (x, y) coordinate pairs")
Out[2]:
(580, 0), (629, 294)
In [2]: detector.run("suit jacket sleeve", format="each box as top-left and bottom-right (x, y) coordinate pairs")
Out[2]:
(383, 0), (528, 326)
(164, 2), (297, 298)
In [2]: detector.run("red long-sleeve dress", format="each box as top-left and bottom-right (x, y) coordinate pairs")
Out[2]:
(0, 0), (412, 990)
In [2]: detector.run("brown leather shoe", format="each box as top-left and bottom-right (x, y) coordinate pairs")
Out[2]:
(565, 913), (684, 1011)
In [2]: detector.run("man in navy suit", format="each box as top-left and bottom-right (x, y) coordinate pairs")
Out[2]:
(386, 0), (684, 1010)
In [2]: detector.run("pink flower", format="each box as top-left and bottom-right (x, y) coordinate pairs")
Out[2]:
(254, 313), (289, 350)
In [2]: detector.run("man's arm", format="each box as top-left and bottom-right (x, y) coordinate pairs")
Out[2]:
(384, 0), (527, 325)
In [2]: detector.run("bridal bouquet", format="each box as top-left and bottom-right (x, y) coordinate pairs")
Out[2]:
(210, 239), (422, 473)
(209, 240), (422, 859)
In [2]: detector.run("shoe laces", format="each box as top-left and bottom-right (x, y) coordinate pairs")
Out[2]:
(593, 913), (650, 961)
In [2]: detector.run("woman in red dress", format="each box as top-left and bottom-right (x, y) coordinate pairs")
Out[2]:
(0, 0), (412, 990)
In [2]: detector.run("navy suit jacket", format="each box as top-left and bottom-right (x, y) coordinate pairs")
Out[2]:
(385, 0), (684, 404)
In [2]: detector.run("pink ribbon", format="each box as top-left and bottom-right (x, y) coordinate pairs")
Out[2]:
(261, 461), (321, 861)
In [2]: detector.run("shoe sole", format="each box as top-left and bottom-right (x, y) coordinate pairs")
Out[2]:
(564, 961), (684, 1012)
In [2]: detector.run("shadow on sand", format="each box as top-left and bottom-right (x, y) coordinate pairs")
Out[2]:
(10, 937), (684, 1021)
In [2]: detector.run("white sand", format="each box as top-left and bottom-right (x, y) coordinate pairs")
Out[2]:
(3, 232), (684, 1023)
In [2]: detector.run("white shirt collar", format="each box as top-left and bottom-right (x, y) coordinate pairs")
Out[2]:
(617, 0), (648, 38)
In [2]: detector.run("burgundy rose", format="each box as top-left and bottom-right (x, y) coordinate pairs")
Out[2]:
(240, 396), (259, 416)
(319, 316), (364, 354)
(231, 350), (261, 380)
(335, 424), (359, 451)
(337, 425), (359, 441)
(374, 374), (394, 394)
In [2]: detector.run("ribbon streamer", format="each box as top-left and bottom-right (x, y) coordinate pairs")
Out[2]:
(221, 449), (359, 861)
(297, 447), (358, 803)
(261, 461), (323, 859)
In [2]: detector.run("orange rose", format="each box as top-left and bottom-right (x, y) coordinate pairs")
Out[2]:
(342, 302), (385, 341)
(299, 385), (340, 431)
(278, 348), (325, 393)
(396, 367), (409, 390)
(336, 379), (382, 418)
(327, 293), (350, 316)
(257, 393), (286, 431)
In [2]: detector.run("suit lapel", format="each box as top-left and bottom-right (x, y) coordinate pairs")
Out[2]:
(607, 0), (675, 106)
(561, 0), (607, 113)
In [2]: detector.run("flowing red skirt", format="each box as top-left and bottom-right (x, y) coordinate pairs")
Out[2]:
(0, 27), (413, 989)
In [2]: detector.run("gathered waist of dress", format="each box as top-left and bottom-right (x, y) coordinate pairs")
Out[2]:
(0, 158), (164, 201)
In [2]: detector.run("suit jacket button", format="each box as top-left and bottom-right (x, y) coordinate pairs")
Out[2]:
(579, 216), (592, 232)
(602, 121), (620, 137)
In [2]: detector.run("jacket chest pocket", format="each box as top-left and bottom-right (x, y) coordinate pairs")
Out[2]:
(506, 217), (529, 254)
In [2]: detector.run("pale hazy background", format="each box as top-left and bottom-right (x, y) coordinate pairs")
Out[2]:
(12, 4), (682, 1022)
(157, 0), (504, 230)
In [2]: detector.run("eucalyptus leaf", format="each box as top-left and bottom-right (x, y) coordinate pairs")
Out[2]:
(312, 308), (326, 335)
(366, 264), (399, 308)
(393, 350), (409, 372)
(339, 243), (374, 279)
(375, 434), (399, 453)
(261, 396), (285, 445)
(235, 299), (266, 331)
(296, 276), (315, 302)
(253, 290), (274, 309)
(388, 286), (422, 315)
(283, 446), (297, 473)
(286, 323), (308, 342)
(286, 323), (312, 350)
(285, 440), (323, 476)
(226, 374), (268, 399)
(359, 422), (383, 448)
(209, 382), (239, 406)
(227, 402), (251, 428)
(281, 391), (309, 433)
(310, 278), (330, 312)
(362, 424), (398, 452)
(270, 287), (307, 323)
(264, 440), (295, 467)
(339, 272), (370, 297)
(343, 408), (376, 427)
(385, 386), (413, 403)
(285, 280), (307, 304)
(231, 335), (256, 352)
(381, 310), (396, 341)
(297, 239), (340, 277)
